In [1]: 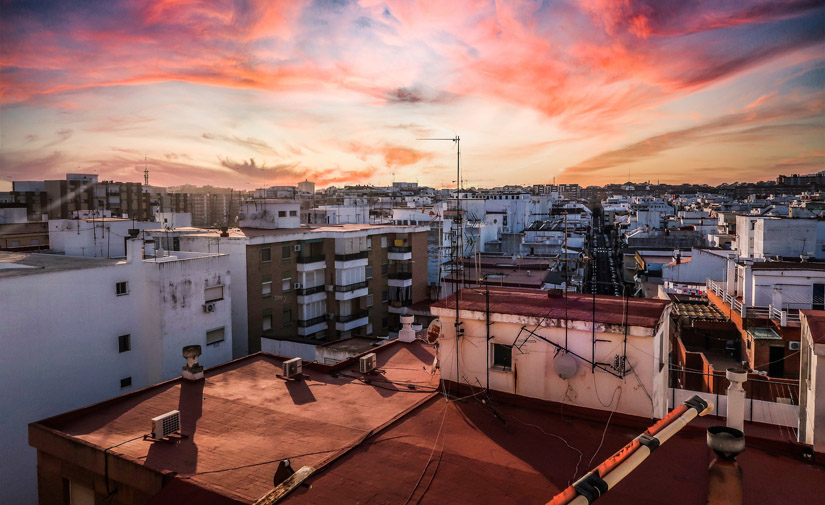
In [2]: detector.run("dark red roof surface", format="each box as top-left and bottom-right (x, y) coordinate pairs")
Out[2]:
(802, 310), (825, 344)
(432, 287), (670, 329)
(279, 394), (825, 505)
(35, 342), (438, 503)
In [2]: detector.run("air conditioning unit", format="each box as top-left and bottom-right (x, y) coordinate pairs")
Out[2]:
(283, 357), (302, 378)
(151, 410), (180, 440)
(325, 312), (335, 320)
(294, 282), (302, 290)
(203, 302), (216, 313)
(359, 353), (377, 373)
(294, 244), (301, 251)
(789, 341), (800, 351)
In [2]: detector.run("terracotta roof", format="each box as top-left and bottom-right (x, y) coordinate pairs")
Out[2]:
(432, 288), (670, 329)
(32, 342), (438, 503)
(801, 310), (825, 344)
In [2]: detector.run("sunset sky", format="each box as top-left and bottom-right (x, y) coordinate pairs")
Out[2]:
(1, 0), (823, 191)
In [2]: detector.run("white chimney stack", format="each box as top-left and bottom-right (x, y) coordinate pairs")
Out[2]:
(398, 315), (416, 343)
(725, 368), (747, 432)
(126, 238), (144, 263)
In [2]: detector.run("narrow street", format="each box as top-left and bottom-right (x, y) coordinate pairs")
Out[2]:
(588, 217), (622, 296)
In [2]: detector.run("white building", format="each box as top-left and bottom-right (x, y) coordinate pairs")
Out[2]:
(0, 241), (232, 504)
(799, 310), (825, 453)
(660, 248), (733, 297)
(48, 218), (162, 258)
(431, 288), (671, 419)
(239, 200), (301, 229)
(736, 216), (825, 260)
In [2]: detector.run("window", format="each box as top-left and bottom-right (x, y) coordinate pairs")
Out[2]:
(70, 480), (95, 505)
(31, 239), (39, 246)
(278, 211), (287, 217)
(366, 264), (374, 279)
(283, 307), (293, 325)
(381, 236), (387, 248)
(282, 245), (292, 260)
(263, 308), (273, 332)
(366, 294), (374, 307)
(10, 240), (19, 247)
(491, 343), (512, 370)
(261, 247), (271, 262)
(282, 271), (293, 292)
(381, 262), (388, 276)
(262, 274), (272, 297)
(381, 317), (388, 329)
(382, 289), (389, 303)
(116, 281), (129, 296)
(289, 210), (297, 217)
(207, 327), (225, 345)
(120, 377), (132, 388)
(205, 285), (224, 302)
(118, 334), (131, 353)
(367, 239), (372, 250)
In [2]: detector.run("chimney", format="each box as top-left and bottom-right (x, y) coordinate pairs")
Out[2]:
(126, 238), (144, 263)
(725, 368), (747, 432)
(182, 345), (204, 381)
(706, 426), (744, 505)
(398, 315), (416, 343)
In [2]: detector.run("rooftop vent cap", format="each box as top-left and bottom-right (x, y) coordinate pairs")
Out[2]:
(283, 357), (302, 378)
(182, 345), (204, 381)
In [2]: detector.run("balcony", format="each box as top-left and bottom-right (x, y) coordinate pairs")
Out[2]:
(297, 254), (326, 272)
(334, 250), (369, 269)
(388, 272), (413, 288)
(333, 280), (369, 301)
(387, 246), (412, 261)
(335, 310), (370, 332)
(388, 299), (412, 314)
(297, 315), (327, 336)
(706, 279), (801, 326)
(297, 284), (326, 304)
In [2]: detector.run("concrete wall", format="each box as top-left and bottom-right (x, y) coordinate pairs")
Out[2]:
(49, 219), (161, 258)
(432, 306), (669, 419)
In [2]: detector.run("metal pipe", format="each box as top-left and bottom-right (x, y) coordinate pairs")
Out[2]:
(546, 395), (713, 505)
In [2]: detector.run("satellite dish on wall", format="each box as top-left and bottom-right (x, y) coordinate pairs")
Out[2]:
(426, 319), (442, 344)
(554, 352), (579, 380)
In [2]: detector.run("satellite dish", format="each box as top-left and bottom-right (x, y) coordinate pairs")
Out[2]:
(554, 352), (579, 380)
(426, 319), (442, 344)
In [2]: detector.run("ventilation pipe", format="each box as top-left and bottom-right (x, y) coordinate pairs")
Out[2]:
(182, 345), (204, 381)
(726, 368), (747, 432)
(398, 315), (416, 343)
(706, 426), (745, 505)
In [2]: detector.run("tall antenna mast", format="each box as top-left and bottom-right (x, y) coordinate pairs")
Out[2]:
(143, 155), (149, 186)
(418, 135), (462, 393)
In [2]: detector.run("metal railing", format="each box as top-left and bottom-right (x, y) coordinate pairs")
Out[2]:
(388, 271), (412, 280)
(297, 315), (326, 327)
(706, 279), (803, 326)
(334, 280), (368, 292)
(334, 251), (368, 262)
(390, 300), (412, 308)
(297, 254), (326, 264)
(388, 246), (412, 254)
(337, 310), (369, 323)
(297, 285), (325, 296)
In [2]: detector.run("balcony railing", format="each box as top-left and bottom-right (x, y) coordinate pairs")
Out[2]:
(334, 251), (368, 262)
(297, 254), (326, 264)
(334, 280), (368, 292)
(297, 315), (326, 328)
(297, 285), (325, 296)
(390, 300), (412, 308)
(337, 310), (369, 323)
(388, 246), (411, 254)
(388, 272), (412, 280)
(706, 279), (802, 326)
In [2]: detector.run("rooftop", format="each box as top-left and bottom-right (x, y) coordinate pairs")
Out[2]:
(801, 310), (825, 344)
(31, 342), (437, 503)
(0, 251), (120, 278)
(432, 287), (670, 329)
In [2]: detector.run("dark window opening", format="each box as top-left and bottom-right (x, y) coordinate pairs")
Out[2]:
(492, 344), (512, 370)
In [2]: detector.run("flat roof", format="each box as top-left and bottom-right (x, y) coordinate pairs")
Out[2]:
(0, 251), (120, 278)
(32, 342), (437, 503)
(432, 287), (670, 329)
(279, 393), (825, 505)
(801, 310), (825, 344)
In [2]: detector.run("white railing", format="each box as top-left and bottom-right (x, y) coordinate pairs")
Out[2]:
(706, 279), (802, 326)
(670, 388), (798, 429)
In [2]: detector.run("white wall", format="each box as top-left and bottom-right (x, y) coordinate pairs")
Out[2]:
(0, 244), (232, 505)
(49, 219), (161, 258)
(432, 306), (669, 419)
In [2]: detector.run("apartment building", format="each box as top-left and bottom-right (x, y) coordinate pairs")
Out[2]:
(0, 240), (232, 504)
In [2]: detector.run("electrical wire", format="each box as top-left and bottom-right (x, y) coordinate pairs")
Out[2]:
(510, 414), (583, 486)
(403, 402), (449, 505)
(586, 387), (622, 469)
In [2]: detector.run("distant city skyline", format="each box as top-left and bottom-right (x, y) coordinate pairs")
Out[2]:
(1, 1), (823, 191)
